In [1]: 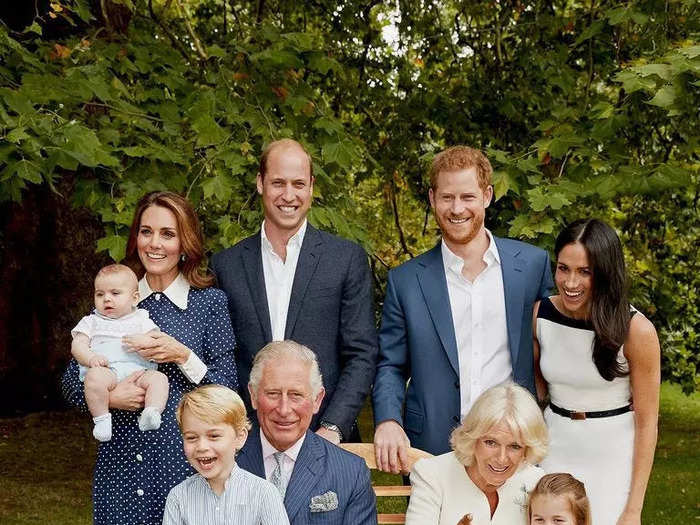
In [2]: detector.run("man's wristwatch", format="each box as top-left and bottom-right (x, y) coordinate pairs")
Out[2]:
(320, 421), (343, 441)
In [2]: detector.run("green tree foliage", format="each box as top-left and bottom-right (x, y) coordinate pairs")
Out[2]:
(0, 0), (698, 391)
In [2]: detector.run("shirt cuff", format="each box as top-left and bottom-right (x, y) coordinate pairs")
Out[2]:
(177, 350), (207, 384)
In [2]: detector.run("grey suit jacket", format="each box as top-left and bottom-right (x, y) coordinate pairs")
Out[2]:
(210, 224), (378, 438)
(237, 429), (377, 525)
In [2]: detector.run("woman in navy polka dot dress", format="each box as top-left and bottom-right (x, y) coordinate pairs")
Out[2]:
(62, 192), (238, 525)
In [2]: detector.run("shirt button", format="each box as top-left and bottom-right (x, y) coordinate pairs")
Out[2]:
(136, 489), (144, 496)
(136, 453), (143, 462)
(155, 293), (161, 301)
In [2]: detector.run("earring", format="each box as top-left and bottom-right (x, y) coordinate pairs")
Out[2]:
(180, 253), (187, 262)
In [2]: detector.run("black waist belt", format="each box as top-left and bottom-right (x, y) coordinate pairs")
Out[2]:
(549, 401), (632, 420)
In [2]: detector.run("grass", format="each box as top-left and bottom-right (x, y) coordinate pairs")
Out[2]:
(0, 383), (697, 524)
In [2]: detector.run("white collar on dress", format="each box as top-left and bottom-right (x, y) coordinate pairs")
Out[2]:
(138, 273), (190, 310)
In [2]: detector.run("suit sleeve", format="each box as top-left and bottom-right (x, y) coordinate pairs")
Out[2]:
(343, 459), (377, 525)
(372, 270), (410, 426)
(537, 249), (554, 300)
(321, 243), (379, 439)
(405, 459), (442, 525)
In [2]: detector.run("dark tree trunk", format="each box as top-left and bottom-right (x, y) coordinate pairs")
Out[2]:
(0, 176), (109, 415)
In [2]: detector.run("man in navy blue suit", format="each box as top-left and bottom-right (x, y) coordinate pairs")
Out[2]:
(372, 146), (554, 472)
(237, 340), (376, 525)
(211, 139), (377, 444)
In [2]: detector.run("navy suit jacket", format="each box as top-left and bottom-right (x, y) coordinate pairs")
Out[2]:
(237, 429), (377, 525)
(372, 237), (553, 455)
(210, 225), (378, 438)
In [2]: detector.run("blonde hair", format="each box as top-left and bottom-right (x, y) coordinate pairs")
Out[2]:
(248, 340), (323, 397)
(450, 383), (548, 466)
(429, 145), (492, 192)
(529, 473), (592, 525)
(176, 384), (251, 434)
(95, 264), (138, 290)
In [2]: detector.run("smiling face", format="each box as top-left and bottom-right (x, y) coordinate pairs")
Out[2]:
(429, 167), (492, 250)
(136, 205), (182, 289)
(256, 145), (313, 241)
(555, 241), (593, 320)
(181, 408), (248, 495)
(530, 494), (577, 525)
(249, 357), (324, 452)
(467, 420), (526, 493)
(93, 271), (138, 319)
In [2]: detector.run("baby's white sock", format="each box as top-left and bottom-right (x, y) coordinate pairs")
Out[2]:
(93, 413), (112, 442)
(138, 406), (162, 432)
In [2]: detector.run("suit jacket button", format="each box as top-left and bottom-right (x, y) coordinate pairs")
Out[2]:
(454, 381), (459, 389)
(452, 415), (459, 423)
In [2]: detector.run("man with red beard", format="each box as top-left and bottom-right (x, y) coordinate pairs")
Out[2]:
(372, 146), (554, 471)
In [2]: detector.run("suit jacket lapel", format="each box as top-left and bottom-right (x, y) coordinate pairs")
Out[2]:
(417, 242), (460, 375)
(495, 237), (526, 367)
(242, 233), (273, 342)
(285, 225), (322, 338)
(237, 428), (266, 479)
(284, 430), (324, 522)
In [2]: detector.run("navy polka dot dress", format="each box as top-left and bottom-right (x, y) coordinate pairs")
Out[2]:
(62, 286), (238, 525)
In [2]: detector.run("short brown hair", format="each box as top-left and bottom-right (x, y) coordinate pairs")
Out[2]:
(529, 473), (591, 525)
(258, 139), (313, 180)
(429, 146), (492, 192)
(177, 384), (251, 435)
(125, 191), (213, 289)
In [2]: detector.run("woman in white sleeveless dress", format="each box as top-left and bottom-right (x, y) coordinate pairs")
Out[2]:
(532, 219), (660, 525)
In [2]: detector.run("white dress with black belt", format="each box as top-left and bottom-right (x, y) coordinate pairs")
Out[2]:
(537, 296), (634, 525)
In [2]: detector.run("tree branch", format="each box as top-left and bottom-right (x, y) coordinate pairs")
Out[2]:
(389, 177), (414, 258)
(147, 0), (191, 63)
(174, 0), (208, 61)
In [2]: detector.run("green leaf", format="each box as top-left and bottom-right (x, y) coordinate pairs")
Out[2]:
(24, 22), (42, 35)
(96, 235), (127, 262)
(207, 45), (227, 58)
(322, 140), (355, 166)
(202, 174), (233, 202)
(574, 20), (606, 47)
(60, 123), (119, 168)
(192, 115), (228, 147)
(647, 85), (676, 108)
(633, 64), (673, 80)
(6, 127), (30, 143)
(590, 102), (615, 119)
(14, 159), (42, 184)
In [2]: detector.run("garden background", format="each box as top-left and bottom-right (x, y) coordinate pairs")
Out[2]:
(0, 0), (697, 522)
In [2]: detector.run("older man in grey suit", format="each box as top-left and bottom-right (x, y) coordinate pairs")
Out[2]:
(211, 139), (378, 444)
(237, 341), (376, 525)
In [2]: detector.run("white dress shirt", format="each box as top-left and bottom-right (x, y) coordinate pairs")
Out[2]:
(261, 219), (307, 341)
(138, 273), (207, 383)
(441, 230), (511, 419)
(260, 429), (306, 490)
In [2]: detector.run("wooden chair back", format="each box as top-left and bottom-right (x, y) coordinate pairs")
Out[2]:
(340, 443), (433, 524)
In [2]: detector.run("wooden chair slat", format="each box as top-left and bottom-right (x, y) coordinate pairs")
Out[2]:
(340, 442), (433, 524)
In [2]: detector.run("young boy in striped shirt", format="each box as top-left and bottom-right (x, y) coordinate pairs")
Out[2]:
(163, 385), (289, 525)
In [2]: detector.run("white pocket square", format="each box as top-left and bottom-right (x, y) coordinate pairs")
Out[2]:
(309, 491), (338, 512)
